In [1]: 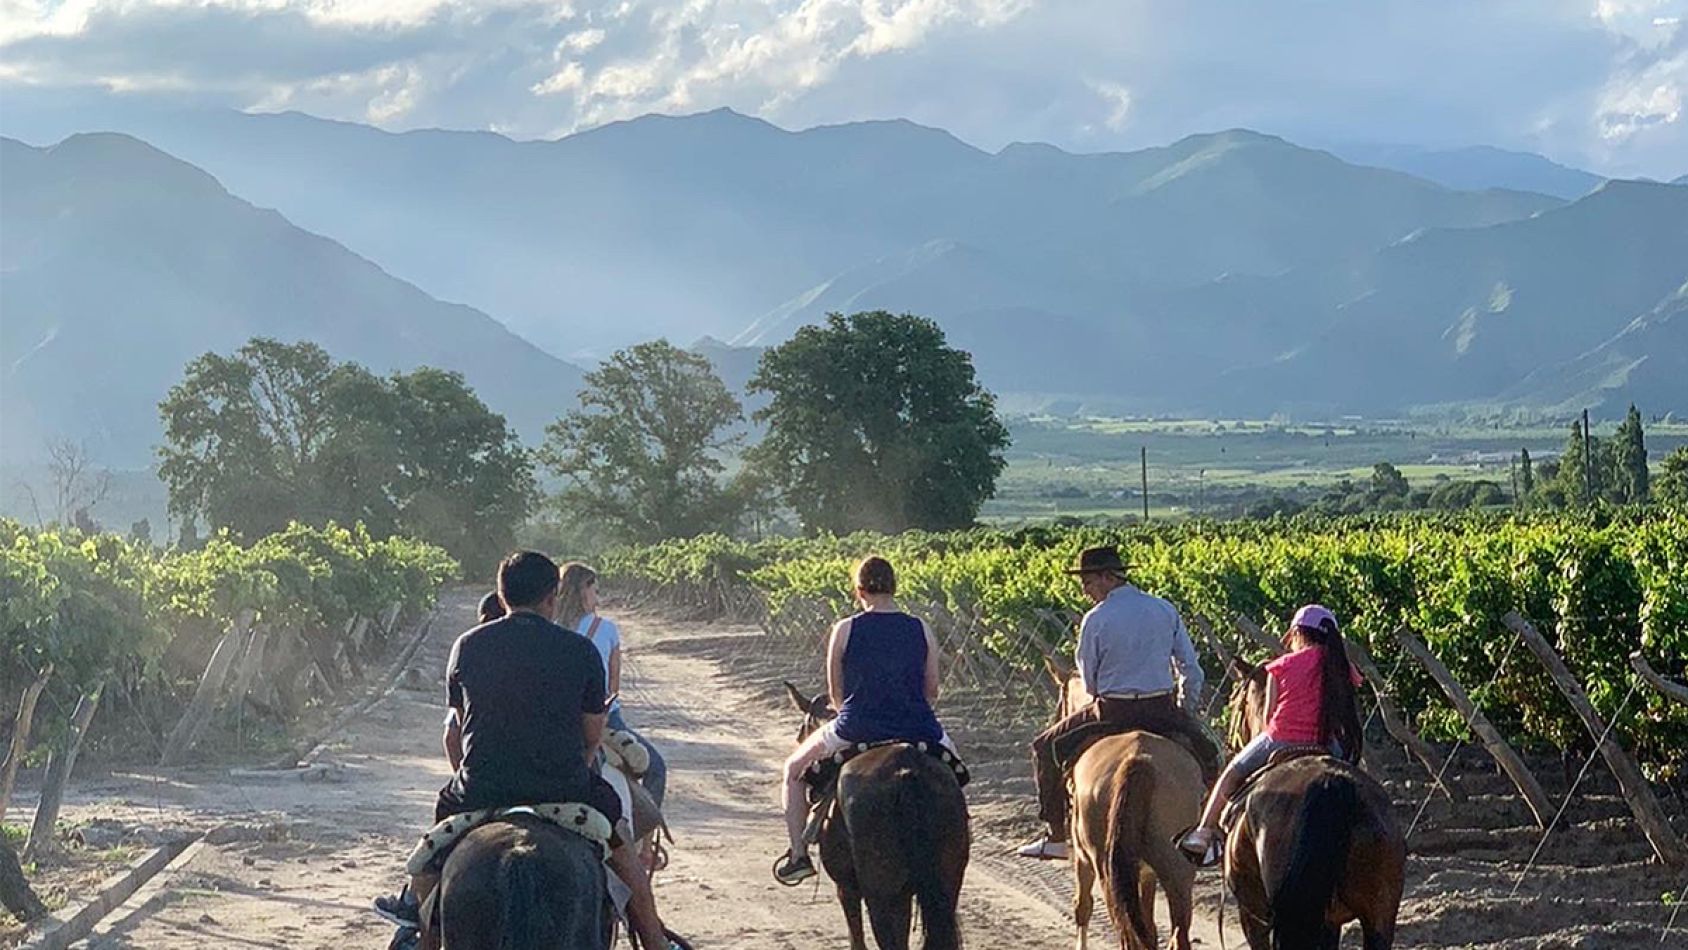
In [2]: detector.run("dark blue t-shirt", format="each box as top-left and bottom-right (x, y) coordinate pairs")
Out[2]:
(832, 611), (943, 745)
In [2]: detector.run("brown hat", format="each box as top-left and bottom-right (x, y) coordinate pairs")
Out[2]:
(1065, 545), (1128, 576)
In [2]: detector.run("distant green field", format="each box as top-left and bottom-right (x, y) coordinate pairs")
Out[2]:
(983, 414), (1688, 521)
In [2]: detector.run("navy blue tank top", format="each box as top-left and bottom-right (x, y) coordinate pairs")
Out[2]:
(832, 611), (943, 745)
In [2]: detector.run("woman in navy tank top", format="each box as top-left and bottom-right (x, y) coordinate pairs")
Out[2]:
(774, 557), (956, 885)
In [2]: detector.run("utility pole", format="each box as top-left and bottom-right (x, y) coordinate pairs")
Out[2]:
(1582, 408), (1593, 504)
(1140, 446), (1150, 521)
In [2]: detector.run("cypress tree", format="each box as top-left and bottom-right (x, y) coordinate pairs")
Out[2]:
(1613, 404), (1649, 503)
(1519, 447), (1534, 501)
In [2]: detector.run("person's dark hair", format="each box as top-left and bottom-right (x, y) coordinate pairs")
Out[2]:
(497, 551), (560, 609)
(477, 590), (506, 624)
(854, 556), (896, 596)
(1298, 618), (1364, 762)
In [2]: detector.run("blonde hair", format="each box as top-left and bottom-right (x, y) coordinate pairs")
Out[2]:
(557, 562), (599, 631)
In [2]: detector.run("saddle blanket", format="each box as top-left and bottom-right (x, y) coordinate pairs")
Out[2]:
(802, 739), (970, 802)
(406, 802), (613, 874)
(604, 728), (650, 776)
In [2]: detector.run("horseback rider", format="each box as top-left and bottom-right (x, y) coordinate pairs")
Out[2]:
(1177, 604), (1363, 864)
(773, 556), (957, 885)
(558, 562), (669, 807)
(1018, 545), (1221, 861)
(375, 551), (674, 950)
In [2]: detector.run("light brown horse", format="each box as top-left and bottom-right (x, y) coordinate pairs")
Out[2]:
(785, 683), (970, 950)
(1046, 660), (1202, 950)
(1224, 659), (1405, 950)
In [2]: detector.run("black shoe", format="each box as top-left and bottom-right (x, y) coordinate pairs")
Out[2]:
(772, 850), (817, 886)
(374, 888), (421, 927)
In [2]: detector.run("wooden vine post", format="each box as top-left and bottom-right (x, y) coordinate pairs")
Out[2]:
(1504, 613), (1688, 868)
(0, 662), (53, 823)
(25, 684), (104, 862)
(1394, 624), (1553, 827)
(1233, 614), (1285, 657)
(1629, 651), (1688, 706)
(160, 609), (255, 766)
(1346, 633), (1463, 802)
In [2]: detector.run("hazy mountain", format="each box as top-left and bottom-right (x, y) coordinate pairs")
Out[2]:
(1502, 283), (1688, 413)
(1220, 181), (1688, 414)
(0, 105), (1560, 362)
(0, 133), (584, 467)
(1330, 143), (1604, 199)
(1676, 174), (1688, 185)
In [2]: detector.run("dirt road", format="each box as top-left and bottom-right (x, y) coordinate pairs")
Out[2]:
(45, 590), (1226, 949)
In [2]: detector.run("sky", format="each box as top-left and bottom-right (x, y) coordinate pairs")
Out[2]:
(1, 1), (1685, 178)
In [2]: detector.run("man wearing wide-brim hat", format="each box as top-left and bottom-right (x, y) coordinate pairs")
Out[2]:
(1017, 545), (1219, 860)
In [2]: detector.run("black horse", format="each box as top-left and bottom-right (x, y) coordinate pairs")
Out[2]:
(786, 683), (970, 950)
(426, 813), (607, 950)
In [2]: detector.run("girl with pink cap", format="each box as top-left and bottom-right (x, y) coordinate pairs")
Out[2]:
(1178, 603), (1364, 864)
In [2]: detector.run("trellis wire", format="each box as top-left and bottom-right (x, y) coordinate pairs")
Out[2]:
(1508, 677), (1642, 898)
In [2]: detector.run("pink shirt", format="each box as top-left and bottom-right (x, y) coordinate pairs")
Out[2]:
(1264, 646), (1361, 744)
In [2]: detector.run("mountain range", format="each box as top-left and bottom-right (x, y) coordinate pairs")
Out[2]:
(2, 105), (1685, 469)
(0, 133), (583, 466)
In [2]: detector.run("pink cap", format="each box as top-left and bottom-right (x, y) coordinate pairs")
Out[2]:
(1291, 604), (1338, 632)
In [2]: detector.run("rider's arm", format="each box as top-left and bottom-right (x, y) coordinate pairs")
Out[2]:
(1169, 613), (1206, 711)
(608, 643), (623, 698)
(1075, 611), (1102, 696)
(443, 711), (463, 771)
(1261, 673), (1280, 728)
(581, 711), (607, 764)
(826, 618), (851, 712)
(922, 619), (941, 703)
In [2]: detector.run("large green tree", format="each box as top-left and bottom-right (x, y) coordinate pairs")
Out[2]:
(540, 340), (743, 544)
(748, 311), (1009, 534)
(159, 338), (532, 566)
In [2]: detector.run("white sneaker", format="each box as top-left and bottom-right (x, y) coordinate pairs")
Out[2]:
(1015, 838), (1069, 860)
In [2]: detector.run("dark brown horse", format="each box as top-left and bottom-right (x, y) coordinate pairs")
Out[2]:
(1046, 660), (1202, 950)
(1224, 660), (1405, 950)
(427, 812), (609, 950)
(785, 683), (971, 950)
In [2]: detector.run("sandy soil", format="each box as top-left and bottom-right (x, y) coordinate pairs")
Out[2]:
(9, 588), (1681, 948)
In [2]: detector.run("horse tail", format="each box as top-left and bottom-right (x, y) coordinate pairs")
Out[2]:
(1102, 760), (1157, 950)
(1271, 772), (1357, 950)
(495, 843), (547, 950)
(897, 763), (962, 950)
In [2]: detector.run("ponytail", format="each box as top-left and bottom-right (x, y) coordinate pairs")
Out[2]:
(1307, 619), (1364, 762)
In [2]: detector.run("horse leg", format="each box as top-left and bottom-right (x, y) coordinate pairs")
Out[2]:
(1131, 872), (1157, 950)
(1073, 849), (1096, 950)
(837, 881), (870, 950)
(864, 893), (914, 950)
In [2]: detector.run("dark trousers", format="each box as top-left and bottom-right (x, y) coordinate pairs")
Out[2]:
(1031, 694), (1221, 840)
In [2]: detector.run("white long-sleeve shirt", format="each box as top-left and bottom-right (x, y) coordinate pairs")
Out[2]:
(1076, 584), (1205, 709)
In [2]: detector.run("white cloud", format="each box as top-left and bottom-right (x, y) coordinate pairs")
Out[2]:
(2, 1), (1687, 178)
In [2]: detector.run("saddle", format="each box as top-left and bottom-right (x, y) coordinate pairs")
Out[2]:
(406, 802), (613, 875)
(1219, 744), (1336, 832)
(799, 741), (970, 847)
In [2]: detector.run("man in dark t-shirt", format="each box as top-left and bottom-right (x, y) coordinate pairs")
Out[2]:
(437, 604), (610, 818)
(379, 551), (672, 950)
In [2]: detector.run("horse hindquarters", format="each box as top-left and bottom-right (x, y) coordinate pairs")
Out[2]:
(438, 821), (605, 950)
(1267, 774), (1357, 950)
(837, 752), (968, 950)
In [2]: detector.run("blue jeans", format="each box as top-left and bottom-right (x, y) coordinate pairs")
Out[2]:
(607, 707), (667, 807)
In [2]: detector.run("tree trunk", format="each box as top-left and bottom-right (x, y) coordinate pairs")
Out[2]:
(160, 610), (253, 766)
(0, 663), (53, 823)
(0, 835), (47, 923)
(24, 685), (103, 863)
